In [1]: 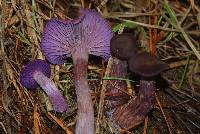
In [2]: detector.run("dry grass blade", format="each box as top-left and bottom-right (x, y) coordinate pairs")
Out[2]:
(142, 116), (148, 134)
(189, 0), (195, 10)
(0, 122), (7, 134)
(111, 17), (180, 32)
(169, 59), (195, 68)
(97, 0), (110, 9)
(34, 105), (41, 134)
(1, 0), (23, 127)
(48, 112), (73, 134)
(179, 27), (200, 60)
(153, 0), (158, 55)
(164, 2), (200, 60)
(21, 0), (43, 59)
(155, 94), (173, 134)
(4, 60), (23, 99)
(106, 12), (158, 18)
(147, 0), (153, 55)
(96, 57), (114, 134)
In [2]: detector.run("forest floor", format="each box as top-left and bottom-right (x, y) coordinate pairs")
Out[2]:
(0, 0), (200, 134)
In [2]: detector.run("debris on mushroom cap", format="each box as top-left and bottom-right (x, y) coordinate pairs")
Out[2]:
(20, 59), (51, 89)
(128, 52), (168, 77)
(40, 8), (113, 64)
(110, 33), (138, 60)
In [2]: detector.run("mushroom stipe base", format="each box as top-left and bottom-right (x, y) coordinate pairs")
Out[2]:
(74, 58), (94, 134)
(111, 80), (156, 130)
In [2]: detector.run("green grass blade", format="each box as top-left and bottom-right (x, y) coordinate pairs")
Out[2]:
(103, 77), (135, 83)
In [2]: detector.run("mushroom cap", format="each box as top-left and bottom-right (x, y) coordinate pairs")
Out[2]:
(75, 8), (114, 61)
(128, 52), (168, 77)
(40, 8), (113, 64)
(110, 33), (138, 60)
(20, 59), (51, 89)
(41, 19), (74, 64)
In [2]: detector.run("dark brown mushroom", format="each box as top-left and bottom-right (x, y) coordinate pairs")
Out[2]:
(111, 52), (168, 130)
(128, 52), (168, 78)
(110, 33), (138, 60)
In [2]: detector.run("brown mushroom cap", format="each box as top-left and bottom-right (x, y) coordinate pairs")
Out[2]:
(128, 52), (168, 77)
(110, 33), (138, 60)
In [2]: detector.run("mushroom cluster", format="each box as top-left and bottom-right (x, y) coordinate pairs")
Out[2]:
(20, 59), (67, 113)
(109, 33), (168, 130)
(40, 8), (113, 134)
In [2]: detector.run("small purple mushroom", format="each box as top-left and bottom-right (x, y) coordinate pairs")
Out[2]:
(20, 59), (67, 113)
(41, 8), (113, 134)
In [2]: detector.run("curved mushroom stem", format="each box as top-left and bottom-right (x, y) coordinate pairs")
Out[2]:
(73, 58), (94, 134)
(111, 80), (156, 130)
(33, 71), (67, 113)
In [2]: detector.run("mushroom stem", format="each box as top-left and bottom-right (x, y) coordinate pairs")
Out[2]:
(33, 71), (67, 113)
(111, 80), (156, 129)
(73, 58), (94, 134)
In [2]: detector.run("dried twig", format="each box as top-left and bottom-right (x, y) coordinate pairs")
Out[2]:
(48, 112), (73, 134)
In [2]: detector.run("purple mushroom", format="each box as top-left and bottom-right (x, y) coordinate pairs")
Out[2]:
(40, 8), (113, 134)
(20, 59), (67, 113)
